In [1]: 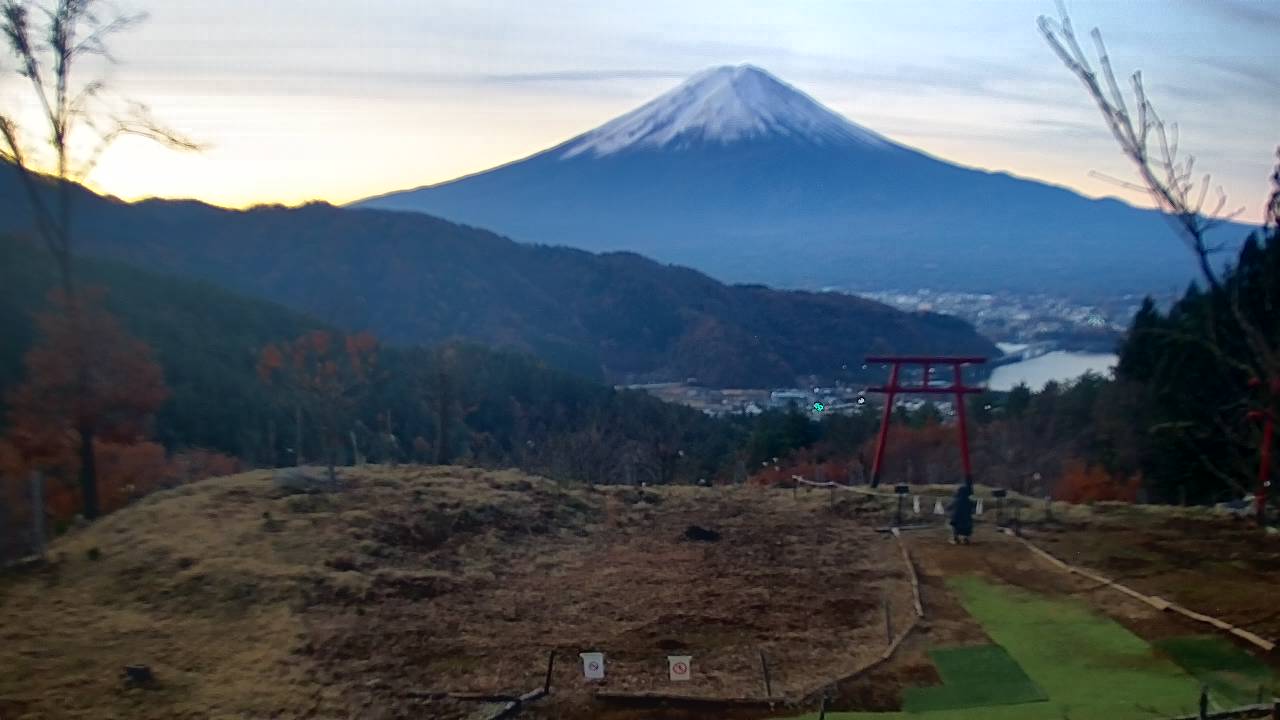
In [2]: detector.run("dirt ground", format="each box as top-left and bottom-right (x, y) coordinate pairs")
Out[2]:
(305, 474), (916, 719)
(2, 472), (1277, 720)
(0, 467), (916, 720)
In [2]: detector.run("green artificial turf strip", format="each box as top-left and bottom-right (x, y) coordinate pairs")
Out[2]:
(777, 575), (1207, 720)
(902, 645), (1046, 711)
(1156, 636), (1277, 707)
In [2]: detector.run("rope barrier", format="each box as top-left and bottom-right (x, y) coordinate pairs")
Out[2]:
(892, 527), (925, 619)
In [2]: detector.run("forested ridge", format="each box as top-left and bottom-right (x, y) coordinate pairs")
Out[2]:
(0, 235), (736, 477)
(0, 162), (996, 388)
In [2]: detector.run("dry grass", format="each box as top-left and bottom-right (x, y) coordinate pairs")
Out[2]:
(0, 466), (910, 720)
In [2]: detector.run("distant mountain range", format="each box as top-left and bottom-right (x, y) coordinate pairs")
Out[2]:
(357, 64), (1249, 297)
(0, 163), (996, 387)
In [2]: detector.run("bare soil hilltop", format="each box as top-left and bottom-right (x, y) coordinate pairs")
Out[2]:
(0, 466), (908, 719)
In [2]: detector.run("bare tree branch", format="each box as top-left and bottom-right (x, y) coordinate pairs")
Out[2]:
(1038, 2), (1232, 292)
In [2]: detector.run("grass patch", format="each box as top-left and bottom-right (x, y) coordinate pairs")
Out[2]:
(781, 575), (1207, 720)
(1156, 636), (1277, 708)
(903, 645), (1046, 712)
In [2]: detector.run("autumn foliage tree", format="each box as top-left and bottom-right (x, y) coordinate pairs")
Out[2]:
(258, 330), (378, 481)
(1054, 459), (1140, 504)
(5, 289), (168, 518)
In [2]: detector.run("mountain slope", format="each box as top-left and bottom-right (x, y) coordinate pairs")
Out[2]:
(0, 166), (996, 387)
(0, 235), (737, 479)
(357, 64), (1247, 296)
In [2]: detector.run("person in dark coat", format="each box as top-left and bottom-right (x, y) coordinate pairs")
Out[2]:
(950, 483), (974, 544)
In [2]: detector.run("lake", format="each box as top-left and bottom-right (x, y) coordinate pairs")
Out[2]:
(987, 351), (1118, 391)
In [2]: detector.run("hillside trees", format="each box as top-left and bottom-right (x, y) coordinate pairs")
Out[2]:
(1, 0), (195, 518)
(258, 331), (378, 482)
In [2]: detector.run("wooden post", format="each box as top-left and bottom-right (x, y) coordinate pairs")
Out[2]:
(350, 430), (365, 466)
(30, 471), (44, 556)
(759, 649), (773, 698)
(294, 404), (304, 466)
(266, 417), (277, 467)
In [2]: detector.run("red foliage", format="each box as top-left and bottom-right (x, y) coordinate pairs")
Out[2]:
(5, 290), (168, 464)
(1054, 459), (1141, 503)
(857, 421), (963, 485)
(258, 330), (378, 397)
(749, 451), (854, 487)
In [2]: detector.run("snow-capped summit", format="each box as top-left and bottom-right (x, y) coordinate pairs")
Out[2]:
(560, 64), (896, 158)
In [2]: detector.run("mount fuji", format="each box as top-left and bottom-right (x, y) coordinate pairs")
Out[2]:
(357, 65), (1244, 296)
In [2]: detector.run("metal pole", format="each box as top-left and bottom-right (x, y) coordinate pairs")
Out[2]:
(543, 650), (556, 694)
(759, 650), (773, 698)
(1258, 413), (1272, 526)
(870, 362), (900, 488)
(884, 594), (893, 644)
(953, 363), (973, 487)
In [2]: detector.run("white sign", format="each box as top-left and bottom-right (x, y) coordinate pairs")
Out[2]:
(668, 655), (692, 681)
(580, 652), (605, 680)
(933, 499), (945, 515)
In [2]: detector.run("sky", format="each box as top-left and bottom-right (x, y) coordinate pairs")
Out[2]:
(2, 0), (1277, 222)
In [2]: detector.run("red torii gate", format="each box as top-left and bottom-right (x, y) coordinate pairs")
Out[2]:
(866, 356), (987, 488)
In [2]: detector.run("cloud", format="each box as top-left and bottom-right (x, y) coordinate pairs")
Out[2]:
(1023, 118), (1110, 140)
(1195, 56), (1280, 93)
(474, 69), (686, 84)
(813, 60), (1076, 106)
(1195, 0), (1280, 30)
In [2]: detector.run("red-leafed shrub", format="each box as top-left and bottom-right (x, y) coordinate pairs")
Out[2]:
(1054, 459), (1140, 503)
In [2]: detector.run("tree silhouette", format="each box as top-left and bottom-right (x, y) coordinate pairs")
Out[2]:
(2, 0), (196, 518)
